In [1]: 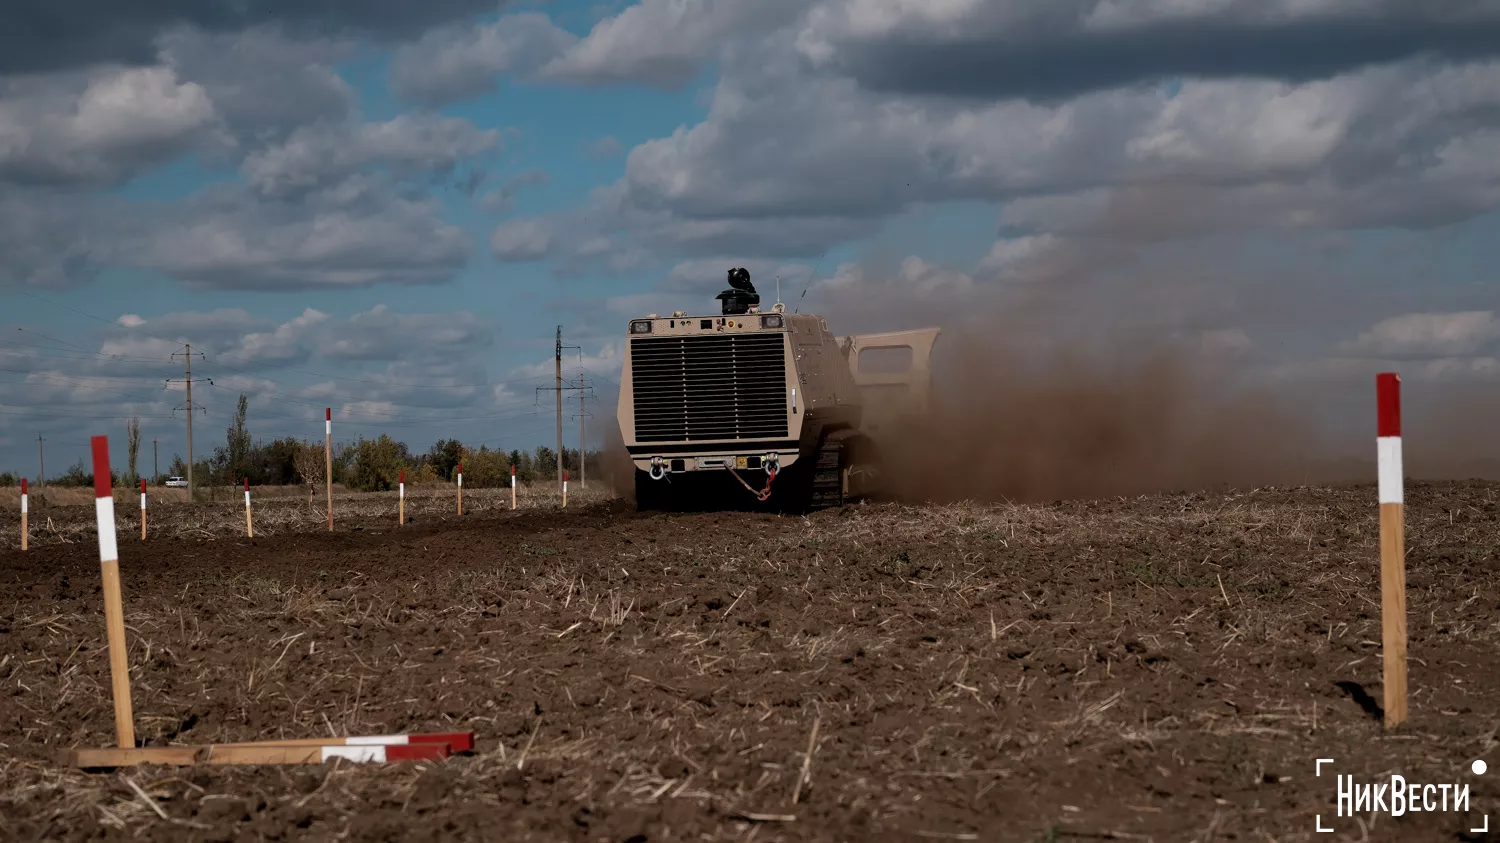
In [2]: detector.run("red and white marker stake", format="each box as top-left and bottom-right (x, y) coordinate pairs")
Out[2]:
(1376, 372), (1407, 728)
(140, 477), (147, 541)
(222, 730), (474, 753)
(244, 477), (253, 538)
(563, 469), (569, 508)
(398, 469), (405, 526)
(325, 408), (333, 532)
(92, 436), (136, 748)
(511, 464), (517, 510)
(19, 477), (28, 551)
(456, 462), (463, 516)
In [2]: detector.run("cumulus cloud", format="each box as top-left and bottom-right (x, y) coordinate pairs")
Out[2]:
(0, 0), (520, 76)
(121, 177), (474, 290)
(0, 65), (217, 187)
(477, 169), (550, 214)
(155, 26), (358, 149)
(539, 0), (810, 87)
(319, 304), (494, 361)
(389, 12), (579, 105)
(796, 0), (1500, 101)
(1339, 311), (1500, 358)
(241, 113), (501, 197)
(491, 218), (555, 261)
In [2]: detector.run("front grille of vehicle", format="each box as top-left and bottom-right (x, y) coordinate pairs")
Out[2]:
(630, 333), (790, 442)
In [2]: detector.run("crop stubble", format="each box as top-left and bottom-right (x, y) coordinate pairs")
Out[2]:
(2, 481), (1499, 841)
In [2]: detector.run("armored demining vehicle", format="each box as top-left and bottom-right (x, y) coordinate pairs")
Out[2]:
(617, 267), (940, 512)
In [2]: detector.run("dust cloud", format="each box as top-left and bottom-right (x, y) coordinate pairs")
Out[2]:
(875, 332), (1346, 504)
(812, 251), (1499, 504)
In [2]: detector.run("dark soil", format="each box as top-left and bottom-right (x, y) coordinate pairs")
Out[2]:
(3, 481), (1499, 841)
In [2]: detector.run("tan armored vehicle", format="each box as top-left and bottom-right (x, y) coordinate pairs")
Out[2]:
(617, 267), (940, 512)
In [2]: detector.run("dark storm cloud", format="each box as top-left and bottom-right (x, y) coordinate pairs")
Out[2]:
(840, 17), (1500, 102)
(1, 0), (514, 75)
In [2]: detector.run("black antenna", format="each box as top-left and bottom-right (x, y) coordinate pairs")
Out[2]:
(794, 253), (825, 314)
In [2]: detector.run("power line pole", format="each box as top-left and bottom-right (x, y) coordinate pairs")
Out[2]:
(537, 326), (581, 494)
(555, 326), (563, 492)
(36, 433), (44, 487)
(580, 378), (586, 488)
(168, 344), (208, 502)
(569, 374), (596, 488)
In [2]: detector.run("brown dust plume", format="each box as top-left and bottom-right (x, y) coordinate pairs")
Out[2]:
(875, 331), (1344, 504)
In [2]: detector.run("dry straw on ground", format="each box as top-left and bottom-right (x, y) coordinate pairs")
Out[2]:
(2, 480), (1497, 840)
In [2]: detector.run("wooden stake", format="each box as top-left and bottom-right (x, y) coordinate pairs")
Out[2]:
(244, 477), (253, 538)
(398, 469), (405, 525)
(219, 730), (473, 752)
(20, 477), (28, 551)
(457, 463), (463, 516)
(60, 741), (451, 768)
(1376, 372), (1407, 728)
(325, 408), (333, 531)
(563, 469), (568, 508)
(511, 464), (516, 510)
(91, 436), (135, 748)
(140, 477), (146, 541)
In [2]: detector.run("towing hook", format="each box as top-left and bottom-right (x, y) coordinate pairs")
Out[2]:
(649, 461), (667, 480)
(764, 454), (779, 475)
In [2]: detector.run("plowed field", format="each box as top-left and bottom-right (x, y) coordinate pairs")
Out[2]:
(3, 482), (1499, 841)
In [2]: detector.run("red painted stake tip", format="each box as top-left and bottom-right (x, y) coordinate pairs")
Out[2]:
(511, 465), (516, 475)
(326, 407), (331, 420)
(408, 731), (474, 752)
(90, 436), (112, 498)
(457, 464), (462, 474)
(386, 743), (451, 762)
(141, 478), (146, 493)
(564, 470), (569, 482)
(399, 470), (405, 483)
(21, 478), (27, 494)
(1376, 372), (1401, 438)
(244, 477), (249, 491)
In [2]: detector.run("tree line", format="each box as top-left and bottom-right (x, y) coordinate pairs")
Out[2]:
(20, 394), (604, 495)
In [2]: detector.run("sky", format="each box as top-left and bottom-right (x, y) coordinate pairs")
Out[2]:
(3, 0), (1500, 479)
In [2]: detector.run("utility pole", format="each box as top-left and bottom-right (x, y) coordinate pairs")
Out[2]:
(36, 433), (44, 487)
(569, 374), (596, 488)
(537, 326), (581, 494)
(168, 344), (208, 503)
(555, 326), (563, 492)
(580, 379), (586, 488)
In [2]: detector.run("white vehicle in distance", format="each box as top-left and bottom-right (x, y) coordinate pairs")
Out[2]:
(164, 476), (187, 488)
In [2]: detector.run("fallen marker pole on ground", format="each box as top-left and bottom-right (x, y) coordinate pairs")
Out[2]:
(19, 478), (27, 551)
(64, 435), (476, 769)
(1377, 372), (1407, 729)
(60, 740), (458, 768)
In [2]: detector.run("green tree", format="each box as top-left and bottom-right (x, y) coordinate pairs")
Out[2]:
(126, 416), (141, 486)
(349, 435), (410, 492)
(225, 393), (251, 484)
(426, 438), (464, 481)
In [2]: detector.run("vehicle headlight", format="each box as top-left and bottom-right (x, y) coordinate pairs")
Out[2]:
(630, 320), (653, 334)
(760, 314), (784, 329)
